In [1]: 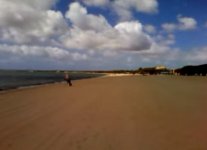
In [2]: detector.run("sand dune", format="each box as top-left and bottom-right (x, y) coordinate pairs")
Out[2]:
(0, 76), (207, 150)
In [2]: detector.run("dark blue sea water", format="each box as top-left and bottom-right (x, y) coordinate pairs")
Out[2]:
(0, 70), (104, 91)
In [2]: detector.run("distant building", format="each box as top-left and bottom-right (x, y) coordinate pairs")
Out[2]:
(138, 65), (170, 75)
(155, 65), (166, 70)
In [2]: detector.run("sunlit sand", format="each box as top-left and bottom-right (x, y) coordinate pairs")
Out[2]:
(0, 76), (207, 150)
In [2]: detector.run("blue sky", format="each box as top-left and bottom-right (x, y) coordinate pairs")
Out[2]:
(0, 0), (207, 70)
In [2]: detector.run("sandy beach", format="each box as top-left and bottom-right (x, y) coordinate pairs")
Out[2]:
(0, 76), (207, 150)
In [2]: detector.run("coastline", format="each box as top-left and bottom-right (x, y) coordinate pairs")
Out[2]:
(0, 73), (137, 94)
(0, 81), (63, 94)
(0, 73), (107, 93)
(0, 73), (206, 94)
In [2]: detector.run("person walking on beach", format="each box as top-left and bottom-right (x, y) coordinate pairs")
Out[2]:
(64, 73), (72, 86)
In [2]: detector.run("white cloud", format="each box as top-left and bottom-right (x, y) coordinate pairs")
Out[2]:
(119, 42), (207, 69)
(0, 44), (87, 61)
(0, 1), (155, 69)
(65, 2), (111, 32)
(81, 0), (109, 6)
(177, 16), (197, 30)
(133, 0), (158, 13)
(162, 23), (177, 32)
(0, 0), (68, 44)
(80, 0), (158, 20)
(137, 43), (207, 68)
(63, 2), (152, 51)
(114, 22), (152, 50)
(61, 21), (152, 51)
(162, 16), (197, 32)
(144, 24), (156, 34)
(0, 1), (205, 70)
(113, 0), (158, 20)
(154, 34), (175, 46)
(185, 47), (207, 63)
(2, 0), (58, 10)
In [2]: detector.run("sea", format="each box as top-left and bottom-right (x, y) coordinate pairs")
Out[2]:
(0, 70), (105, 91)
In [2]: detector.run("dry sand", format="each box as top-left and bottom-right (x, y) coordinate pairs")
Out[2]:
(0, 76), (207, 150)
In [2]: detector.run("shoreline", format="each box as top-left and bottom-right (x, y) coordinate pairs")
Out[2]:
(0, 73), (135, 94)
(0, 74), (108, 94)
(0, 80), (81, 94)
(1, 73), (206, 94)
(0, 81), (63, 94)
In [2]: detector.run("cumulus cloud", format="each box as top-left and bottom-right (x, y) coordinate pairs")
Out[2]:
(162, 16), (197, 32)
(61, 21), (152, 51)
(65, 2), (111, 32)
(162, 23), (177, 32)
(0, 0), (205, 70)
(0, 44), (87, 61)
(0, 1), (155, 69)
(177, 16), (197, 30)
(113, 0), (158, 20)
(144, 24), (156, 34)
(3, 0), (58, 10)
(63, 2), (152, 51)
(114, 22), (152, 50)
(81, 0), (109, 6)
(154, 34), (175, 46)
(0, 0), (68, 44)
(80, 0), (158, 20)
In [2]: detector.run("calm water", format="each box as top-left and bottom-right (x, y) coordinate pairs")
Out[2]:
(0, 70), (104, 90)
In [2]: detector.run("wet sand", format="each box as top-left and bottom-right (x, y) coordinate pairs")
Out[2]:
(0, 76), (207, 150)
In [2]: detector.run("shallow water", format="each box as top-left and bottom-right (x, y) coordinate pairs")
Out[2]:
(0, 70), (104, 90)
